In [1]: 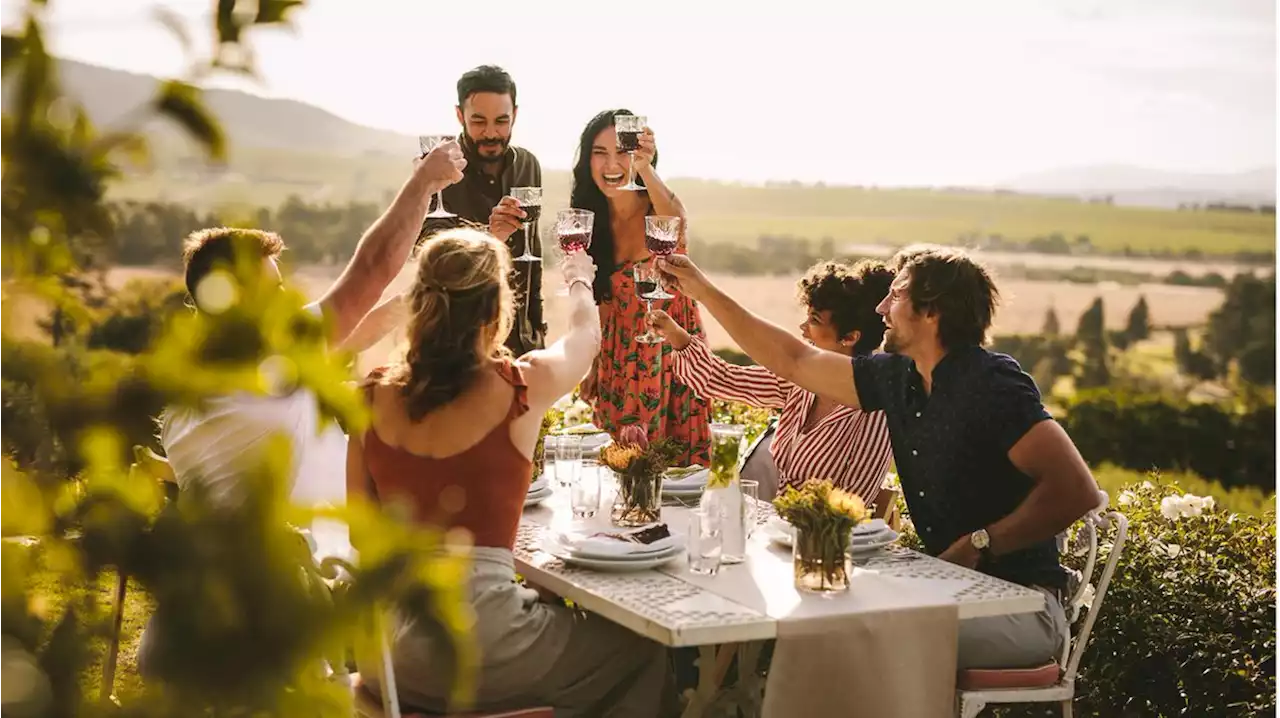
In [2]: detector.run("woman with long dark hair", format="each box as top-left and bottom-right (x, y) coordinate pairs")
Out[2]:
(572, 109), (711, 465)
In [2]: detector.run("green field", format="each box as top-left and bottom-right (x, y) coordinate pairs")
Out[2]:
(112, 144), (1277, 257)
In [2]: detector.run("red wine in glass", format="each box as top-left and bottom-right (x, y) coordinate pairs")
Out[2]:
(521, 203), (542, 225)
(558, 230), (591, 253)
(645, 233), (678, 256)
(617, 130), (641, 152)
(636, 279), (659, 297)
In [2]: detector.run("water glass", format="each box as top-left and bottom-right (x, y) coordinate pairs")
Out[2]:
(739, 479), (760, 537)
(552, 435), (583, 489)
(688, 509), (724, 576)
(571, 459), (601, 519)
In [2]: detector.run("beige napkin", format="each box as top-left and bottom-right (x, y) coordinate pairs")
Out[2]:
(762, 602), (959, 718)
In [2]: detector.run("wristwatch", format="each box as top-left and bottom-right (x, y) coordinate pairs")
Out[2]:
(970, 528), (992, 560)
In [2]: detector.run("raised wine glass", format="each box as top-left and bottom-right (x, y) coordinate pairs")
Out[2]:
(555, 209), (595, 296)
(613, 113), (648, 192)
(418, 135), (457, 219)
(509, 186), (542, 263)
(643, 215), (681, 300)
(634, 261), (666, 345)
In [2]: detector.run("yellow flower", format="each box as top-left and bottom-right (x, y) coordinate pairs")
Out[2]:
(828, 488), (867, 522)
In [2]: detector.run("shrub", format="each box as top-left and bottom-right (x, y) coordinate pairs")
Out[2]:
(1065, 479), (1275, 717)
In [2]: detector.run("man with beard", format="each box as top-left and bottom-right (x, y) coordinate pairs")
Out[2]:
(657, 245), (1101, 672)
(421, 65), (545, 357)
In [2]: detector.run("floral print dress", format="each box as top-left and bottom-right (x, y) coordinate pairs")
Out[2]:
(591, 258), (712, 466)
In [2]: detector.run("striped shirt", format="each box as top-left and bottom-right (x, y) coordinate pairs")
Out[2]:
(670, 338), (893, 504)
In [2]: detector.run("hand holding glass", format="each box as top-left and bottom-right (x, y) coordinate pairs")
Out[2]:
(418, 135), (457, 219)
(509, 186), (542, 263)
(556, 209), (595, 296)
(614, 114), (648, 191)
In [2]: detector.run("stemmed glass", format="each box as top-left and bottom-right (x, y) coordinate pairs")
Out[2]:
(418, 135), (457, 219)
(613, 113), (648, 191)
(634, 261), (666, 345)
(643, 215), (681, 301)
(555, 209), (595, 297)
(509, 186), (542, 263)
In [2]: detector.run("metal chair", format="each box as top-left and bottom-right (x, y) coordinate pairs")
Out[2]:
(956, 493), (1129, 718)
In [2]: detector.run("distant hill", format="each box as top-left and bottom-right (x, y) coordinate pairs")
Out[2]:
(1003, 164), (1276, 208)
(52, 58), (417, 157)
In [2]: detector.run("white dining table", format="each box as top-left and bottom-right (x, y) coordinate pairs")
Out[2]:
(515, 468), (1045, 717)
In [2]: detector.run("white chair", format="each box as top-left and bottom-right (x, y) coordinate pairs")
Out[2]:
(956, 493), (1129, 718)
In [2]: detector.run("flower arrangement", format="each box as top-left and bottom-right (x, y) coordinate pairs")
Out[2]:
(773, 479), (869, 592)
(600, 426), (683, 526)
(531, 409), (557, 479)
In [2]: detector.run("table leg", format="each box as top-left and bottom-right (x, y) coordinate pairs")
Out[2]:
(680, 644), (739, 718)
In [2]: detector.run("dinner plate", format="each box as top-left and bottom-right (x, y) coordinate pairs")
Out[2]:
(550, 528), (684, 561)
(540, 535), (683, 572)
(762, 517), (899, 554)
(524, 487), (553, 508)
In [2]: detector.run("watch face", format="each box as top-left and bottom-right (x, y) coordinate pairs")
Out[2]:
(972, 530), (990, 549)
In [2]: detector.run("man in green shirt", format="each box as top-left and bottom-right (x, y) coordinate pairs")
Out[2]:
(421, 65), (545, 357)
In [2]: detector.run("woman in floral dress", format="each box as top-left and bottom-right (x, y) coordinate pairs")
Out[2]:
(572, 109), (711, 466)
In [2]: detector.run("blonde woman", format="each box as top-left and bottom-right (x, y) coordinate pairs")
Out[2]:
(346, 228), (675, 717)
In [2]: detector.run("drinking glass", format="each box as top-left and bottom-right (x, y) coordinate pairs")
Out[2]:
(739, 479), (760, 538)
(555, 209), (595, 296)
(643, 215), (681, 300)
(552, 435), (582, 490)
(418, 135), (457, 219)
(688, 508), (724, 576)
(540, 435), (557, 486)
(570, 460), (601, 519)
(509, 186), (542, 263)
(634, 262), (665, 345)
(613, 113), (648, 191)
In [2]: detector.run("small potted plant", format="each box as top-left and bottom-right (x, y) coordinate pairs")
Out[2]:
(773, 479), (868, 593)
(600, 426), (683, 527)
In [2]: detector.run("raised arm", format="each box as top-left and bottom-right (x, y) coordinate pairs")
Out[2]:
(657, 254), (862, 409)
(650, 309), (790, 409)
(522, 252), (602, 412)
(632, 127), (689, 250)
(337, 293), (407, 355)
(310, 141), (465, 347)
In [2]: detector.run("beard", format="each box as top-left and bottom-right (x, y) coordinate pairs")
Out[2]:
(882, 328), (903, 354)
(462, 133), (509, 162)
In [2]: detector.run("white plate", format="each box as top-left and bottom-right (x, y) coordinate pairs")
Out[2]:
(540, 536), (683, 572)
(761, 517), (899, 554)
(524, 487), (553, 507)
(528, 476), (550, 494)
(552, 527), (684, 560)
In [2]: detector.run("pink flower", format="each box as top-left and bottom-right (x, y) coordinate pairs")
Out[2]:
(619, 425), (649, 450)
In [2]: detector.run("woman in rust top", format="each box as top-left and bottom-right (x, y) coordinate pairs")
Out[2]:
(347, 228), (674, 717)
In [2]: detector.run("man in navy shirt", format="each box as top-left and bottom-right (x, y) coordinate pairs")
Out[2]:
(657, 245), (1100, 670)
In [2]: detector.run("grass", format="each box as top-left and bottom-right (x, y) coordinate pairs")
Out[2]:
(22, 560), (150, 702)
(109, 145), (1277, 257)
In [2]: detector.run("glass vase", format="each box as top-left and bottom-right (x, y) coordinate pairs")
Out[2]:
(611, 471), (662, 527)
(702, 424), (747, 563)
(793, 525), (852, 593)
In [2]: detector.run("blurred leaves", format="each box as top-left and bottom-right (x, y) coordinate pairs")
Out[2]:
(154, 81), (226, 161)
(2, 0), (475, 714)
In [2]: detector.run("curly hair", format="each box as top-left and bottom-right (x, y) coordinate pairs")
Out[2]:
(891, 243), (1000, 348)
(388, 228), (515, 420)
(796, 259), (895, 355)
(181, 227), (284, 304)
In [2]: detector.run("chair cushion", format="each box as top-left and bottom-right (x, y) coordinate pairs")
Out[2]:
(348, 672), (553, 718)
(957, 662), (1061, 691)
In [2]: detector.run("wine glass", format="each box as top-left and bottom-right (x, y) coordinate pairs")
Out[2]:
(613, 113), (647, 191)
(509, 186), (542, 263)
(643, 215), (681, 300)
(555, 209), (595, 297)
(418, 135), (457, 219)
(634, 261), (666, 345)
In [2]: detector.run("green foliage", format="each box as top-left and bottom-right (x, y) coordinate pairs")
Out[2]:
(1074, 297), (1110, 389)
(1204, 273), (1276, 385)
(1040, 306), (1059, 336)
(1124, 295), (1151, 343)
(1063, 479), (1275, 717)
(710, 399), (775, 447)
(1, 0), (477, 714)
(1090, 463), (1273, 517)
(1061, 389), (1276, 491)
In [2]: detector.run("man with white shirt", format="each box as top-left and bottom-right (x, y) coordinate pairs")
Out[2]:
(139, 140), (464, 677)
